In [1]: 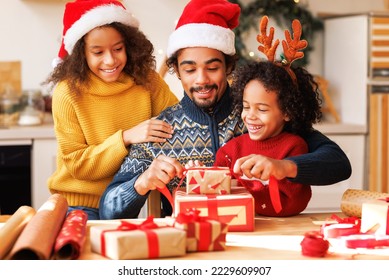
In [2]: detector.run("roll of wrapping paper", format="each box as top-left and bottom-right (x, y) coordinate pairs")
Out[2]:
(340, 189), (389, 217)
(53, 209), (88, 260)
(0, 206), (36, 259)
(8, 194), (68, 260)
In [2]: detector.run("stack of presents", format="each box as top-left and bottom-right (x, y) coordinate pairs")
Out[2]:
(91, 166), (255, 259)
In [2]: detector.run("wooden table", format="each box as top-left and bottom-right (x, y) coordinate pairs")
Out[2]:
(79, 213), (389, 260)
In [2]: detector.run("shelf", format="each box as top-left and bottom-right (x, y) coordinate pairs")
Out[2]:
(313, 122), (367, 135)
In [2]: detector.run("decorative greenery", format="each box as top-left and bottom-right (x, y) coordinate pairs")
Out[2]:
(230, 0), (323, 67)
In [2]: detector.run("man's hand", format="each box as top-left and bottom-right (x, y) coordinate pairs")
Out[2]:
(134, 155), (184, 195)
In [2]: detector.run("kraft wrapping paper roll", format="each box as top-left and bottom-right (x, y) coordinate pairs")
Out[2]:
(340, 189), (389, 217)
(8, 194), (68, 260)
(0, 206), (36, 259)
(53, 209), (88, 260)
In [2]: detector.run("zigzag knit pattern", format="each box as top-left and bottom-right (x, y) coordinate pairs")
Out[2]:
(118, 102), (246, 192)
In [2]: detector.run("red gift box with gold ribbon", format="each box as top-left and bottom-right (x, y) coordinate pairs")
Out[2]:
(174, 187), (255, 232)
(172, 209), (228, 252)
(90, 217), (186, 259)
(186, 167), (231, 195)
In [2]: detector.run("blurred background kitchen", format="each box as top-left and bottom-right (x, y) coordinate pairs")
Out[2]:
(0, 0), (388, 215)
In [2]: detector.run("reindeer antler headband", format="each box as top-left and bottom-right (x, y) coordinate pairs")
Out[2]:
(256, 15), (308, 83)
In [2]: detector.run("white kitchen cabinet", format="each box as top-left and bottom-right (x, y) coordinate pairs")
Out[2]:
(304, 132), (366, 213)
(32, 138), (57, 209)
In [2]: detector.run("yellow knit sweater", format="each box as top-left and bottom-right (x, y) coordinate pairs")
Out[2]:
(48, 71), (178, 208)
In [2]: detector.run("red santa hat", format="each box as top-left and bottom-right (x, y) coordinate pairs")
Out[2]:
(53, 0), (139, 67)
(167, 0), (241, 58)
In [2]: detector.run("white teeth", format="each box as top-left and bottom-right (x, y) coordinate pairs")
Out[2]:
(197, 89), (211, 94)
(103, 68), (117, 73)
(248, 125), (262, 130)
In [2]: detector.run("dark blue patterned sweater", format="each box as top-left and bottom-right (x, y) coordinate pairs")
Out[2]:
(100, 86), (246, 219)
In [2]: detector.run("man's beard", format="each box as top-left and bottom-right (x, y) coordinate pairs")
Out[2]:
(190, 85), (218, 110)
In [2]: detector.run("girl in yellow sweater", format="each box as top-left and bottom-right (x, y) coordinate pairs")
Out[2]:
(44, 0), (178, 219)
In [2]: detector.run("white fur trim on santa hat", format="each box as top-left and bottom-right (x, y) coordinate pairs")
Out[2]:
(167, 23), (236, 58)
(64, 4), (139, 56)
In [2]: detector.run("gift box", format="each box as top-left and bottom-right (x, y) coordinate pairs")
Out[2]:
(171, 209), (228, 252)
(90, 217), (186, 260)
(174, 187), (255, 232)
(186, 167), (231, 195)
(361, 198), (389, 235)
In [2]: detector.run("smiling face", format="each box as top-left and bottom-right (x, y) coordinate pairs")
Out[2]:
(242, 79), (290, 141)
(175, 47), (228, 110)
(84, 26), (127, 83)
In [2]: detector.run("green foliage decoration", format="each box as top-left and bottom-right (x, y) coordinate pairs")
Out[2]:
(230, 0), (324, 67)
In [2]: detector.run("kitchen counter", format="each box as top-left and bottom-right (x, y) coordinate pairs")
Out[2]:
(313, 122), (367, 135)
(0, 118), (366, 141)
(0, 113), (55, 141)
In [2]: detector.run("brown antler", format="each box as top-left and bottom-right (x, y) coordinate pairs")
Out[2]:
(257, 16), (279, 62)
(281, 19), (308, 65)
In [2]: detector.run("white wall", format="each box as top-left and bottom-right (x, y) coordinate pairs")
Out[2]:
(0, 0), (386, 98)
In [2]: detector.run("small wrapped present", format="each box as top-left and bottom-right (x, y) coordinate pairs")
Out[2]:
(186, 167), (231, 195)
(172, 209), (228, 252)
(90, 216), (186, 260)
(174, 187), (255, 232)
(361, 198), (389, 235)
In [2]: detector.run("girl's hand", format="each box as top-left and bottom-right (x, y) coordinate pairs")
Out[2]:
(122, 119), (173, 146)
(233, 154), (297, 181)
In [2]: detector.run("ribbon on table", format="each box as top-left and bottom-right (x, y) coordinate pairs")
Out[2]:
(53, 210), (88, 260)
(300, 231), (329, 257)
(321, 214), (361, 238)
(100, 216), (160, 258)
(175, 209), (226, 251)
(342, 234), (389, 249)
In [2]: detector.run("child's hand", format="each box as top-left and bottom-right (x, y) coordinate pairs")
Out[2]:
(122, 118), (173, 146)
(185, 160), (204, 169)
(233, 154), (297, 181)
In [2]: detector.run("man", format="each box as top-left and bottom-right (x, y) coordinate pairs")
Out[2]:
(99, 0), (351, 219)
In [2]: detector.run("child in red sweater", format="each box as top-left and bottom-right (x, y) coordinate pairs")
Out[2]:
(214, 17), (322, 217)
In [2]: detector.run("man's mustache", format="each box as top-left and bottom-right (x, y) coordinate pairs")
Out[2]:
(190, 84), (218, 93)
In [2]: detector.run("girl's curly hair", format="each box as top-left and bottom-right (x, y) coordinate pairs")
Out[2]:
(44, 22), (156, 94)
(231, 60), (322, 136)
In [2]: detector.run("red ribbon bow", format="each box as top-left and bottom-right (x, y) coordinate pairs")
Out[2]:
(100, 216), (160, 258)
(175, 208), (226, 251)
(175, 209), (204, 223)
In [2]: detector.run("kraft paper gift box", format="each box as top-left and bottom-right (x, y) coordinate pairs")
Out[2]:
(90, 217), (186, 260)
(186, 167), (231, 195)
(174, 187), (255, 232)
(169, 210), (228, 252)
(361, 198), (389, 235)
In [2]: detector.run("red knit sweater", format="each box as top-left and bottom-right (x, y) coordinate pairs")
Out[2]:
(214, 132), (311, 217)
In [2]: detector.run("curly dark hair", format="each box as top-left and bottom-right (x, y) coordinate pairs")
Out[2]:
(44, 22), (156, 94)
(231, 60), (322, 136)
(166, 50), (239, 77)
